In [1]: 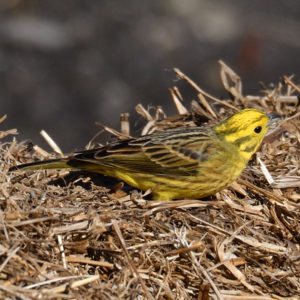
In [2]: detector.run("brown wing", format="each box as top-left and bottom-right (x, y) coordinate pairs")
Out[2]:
(69, 127), (221, 177)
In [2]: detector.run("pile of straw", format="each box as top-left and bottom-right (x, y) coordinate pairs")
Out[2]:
(1, 61), (299, 299)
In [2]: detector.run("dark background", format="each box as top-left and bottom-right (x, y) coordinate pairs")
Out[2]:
(0, 0), (299, 152)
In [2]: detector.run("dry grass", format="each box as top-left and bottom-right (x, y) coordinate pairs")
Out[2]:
(1, 61), (299, 299)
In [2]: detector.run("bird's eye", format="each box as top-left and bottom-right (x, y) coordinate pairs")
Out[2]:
(254, 126), (262, 133)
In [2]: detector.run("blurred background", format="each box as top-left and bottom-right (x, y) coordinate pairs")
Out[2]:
(0, 0), (299, 152)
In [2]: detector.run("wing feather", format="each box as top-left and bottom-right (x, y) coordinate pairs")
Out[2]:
(69, 127), (221, 177)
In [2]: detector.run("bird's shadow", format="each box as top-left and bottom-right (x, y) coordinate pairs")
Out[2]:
(49, 170), (135, 193)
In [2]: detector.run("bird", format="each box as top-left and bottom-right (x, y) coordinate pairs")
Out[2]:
(9, 108), (278, 201)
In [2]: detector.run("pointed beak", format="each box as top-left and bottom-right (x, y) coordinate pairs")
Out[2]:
(267, 113), (281, 127)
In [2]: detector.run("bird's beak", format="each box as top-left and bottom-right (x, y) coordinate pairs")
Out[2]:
(267, 113), (281, 127)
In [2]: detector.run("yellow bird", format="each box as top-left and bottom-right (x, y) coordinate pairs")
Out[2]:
(9, 109), (278, 200)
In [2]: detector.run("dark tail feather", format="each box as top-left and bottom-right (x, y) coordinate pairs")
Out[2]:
(9, 158), (70, 172)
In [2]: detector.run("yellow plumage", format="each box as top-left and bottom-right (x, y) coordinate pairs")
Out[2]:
(9, 108), (277, 200)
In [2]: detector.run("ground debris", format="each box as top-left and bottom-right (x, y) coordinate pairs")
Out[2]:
(1, 62), (299, 299)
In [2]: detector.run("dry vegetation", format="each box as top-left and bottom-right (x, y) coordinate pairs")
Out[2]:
(1, 61), (299, 299)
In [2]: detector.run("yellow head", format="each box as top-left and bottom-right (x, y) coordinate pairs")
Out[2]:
(214, 108), (274, 162)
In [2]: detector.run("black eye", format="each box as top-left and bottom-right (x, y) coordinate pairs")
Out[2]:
(254, 126), (262, 133)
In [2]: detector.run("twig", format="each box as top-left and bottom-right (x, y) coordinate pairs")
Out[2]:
(112, 219), (154, 300)
(40, 130), (64, 156)
(169, 87), (188, 115)
(174, 228), (223, 300)
(25, 275), (91, 289)
(0, 285), (32, 300)
(174, 68), (238, 111)
(0, 245), (20, 273)
(66, 256), (114, 269)
(283, 75), (300, 93)
(57, 235), (67, 269)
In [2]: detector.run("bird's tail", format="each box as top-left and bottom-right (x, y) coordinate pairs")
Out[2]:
(9, 158), (70, 172)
